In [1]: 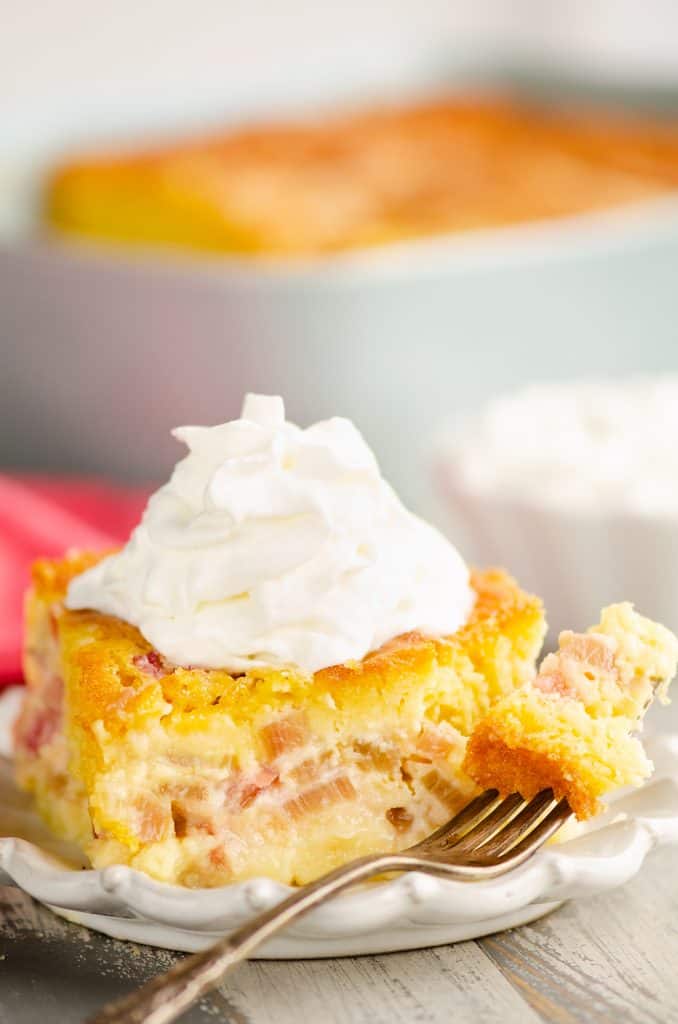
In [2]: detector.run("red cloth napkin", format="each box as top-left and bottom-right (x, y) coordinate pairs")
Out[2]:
(0, 474), (150, 687)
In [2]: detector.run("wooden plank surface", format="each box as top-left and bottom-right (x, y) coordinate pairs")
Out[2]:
(1, 846), (677, 1024)
(0, 885), (534, 1024)
(479, 844), (678, 1024)
(222, 943), (542, 1024)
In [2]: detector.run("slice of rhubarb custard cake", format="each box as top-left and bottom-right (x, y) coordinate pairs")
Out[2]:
(14, 394), (678, 887)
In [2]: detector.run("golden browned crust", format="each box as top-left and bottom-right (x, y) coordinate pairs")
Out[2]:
(463, 723), (598, 819)
(317, 567), (543, 690)
(45, 97), (678, 258)
(30, 550), (113, 598)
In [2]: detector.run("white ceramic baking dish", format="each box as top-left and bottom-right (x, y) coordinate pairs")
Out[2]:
(3, 56), (678, 515)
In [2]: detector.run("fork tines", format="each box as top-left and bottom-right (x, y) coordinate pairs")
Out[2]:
(417, 788), (572, 867)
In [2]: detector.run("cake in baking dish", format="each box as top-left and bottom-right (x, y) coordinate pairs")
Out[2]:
(45, 97), (678, 258)
(14, 394), (678, 887)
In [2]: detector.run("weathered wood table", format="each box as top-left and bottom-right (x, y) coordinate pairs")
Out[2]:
(1, 840), (676, 1024)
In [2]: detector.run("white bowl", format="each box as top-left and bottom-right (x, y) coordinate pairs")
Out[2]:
(438, 475), (678, 631)
(435, 411), (678, 731)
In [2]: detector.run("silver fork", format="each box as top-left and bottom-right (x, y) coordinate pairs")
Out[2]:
(87, 788), (571, 1024)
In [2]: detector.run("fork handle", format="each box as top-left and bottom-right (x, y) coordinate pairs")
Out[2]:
(86, 852), (411, 1024)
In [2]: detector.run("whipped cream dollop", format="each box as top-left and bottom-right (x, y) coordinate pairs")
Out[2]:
(440, 376), (678, 516)
(67, 395), (474, 675)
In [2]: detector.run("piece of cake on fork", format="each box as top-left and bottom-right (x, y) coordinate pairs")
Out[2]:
(464, 603), (678, 817)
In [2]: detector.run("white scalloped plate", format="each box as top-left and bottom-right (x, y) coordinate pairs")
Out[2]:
(2, 686), (678, 957)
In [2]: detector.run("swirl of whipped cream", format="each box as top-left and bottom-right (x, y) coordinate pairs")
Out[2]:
(66, 395), (474, 675)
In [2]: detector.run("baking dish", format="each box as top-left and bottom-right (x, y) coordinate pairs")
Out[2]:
(3, 55), (678, 515)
